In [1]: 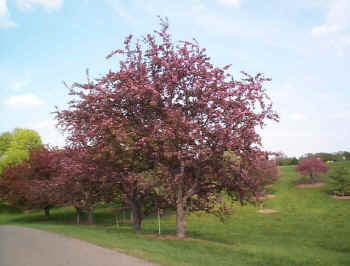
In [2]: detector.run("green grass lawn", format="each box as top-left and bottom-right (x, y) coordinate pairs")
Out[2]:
(1, 162), (350, 266)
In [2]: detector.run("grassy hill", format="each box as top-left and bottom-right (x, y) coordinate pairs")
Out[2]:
(1, 162), (350, 265)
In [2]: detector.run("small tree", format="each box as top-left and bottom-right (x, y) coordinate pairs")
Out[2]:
(0, 146), (61, 218)
(296, 157), (329, 183)
(56, 147), (116, 225)
(225, 153), (280, 205)
(342, 151), (350, 161)
(290, 157), (298, 165)
(250, 157), (280, 190)
(329, 167), (350, 196)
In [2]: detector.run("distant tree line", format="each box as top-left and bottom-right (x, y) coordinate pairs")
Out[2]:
(276, 151), (350, 166)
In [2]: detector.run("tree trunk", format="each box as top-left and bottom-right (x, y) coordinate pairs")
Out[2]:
(75, 207), (82, 225)
(130, 200), (142, 231)
(310, 173), (315, 183)
(87, 208), (94, 225)
(176, 186), (186, 238)
(44, 206), (50, 219)
(130, 210), (134, 224)
(176, 161), (186, 238)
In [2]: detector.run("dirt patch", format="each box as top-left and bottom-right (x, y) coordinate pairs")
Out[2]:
(258, 209), (277, 214)
(332, 195), (350, 199)
(296, 182), (325, 188)
(265, 184), (273, 188)
(255, 194), (276, 200)
(145, 234), (184, 241)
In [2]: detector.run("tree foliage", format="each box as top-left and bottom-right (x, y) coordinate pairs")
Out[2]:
(329, 167), (350, 196)
(0, 128), (42, 172)
(296, 157), (329, 183)
(10, 128), (42, 151)
(56, 19), (278, 237)
(0, 146), (61, 218)
(0, 131), (12, 156)
(55, 146), (116, 224)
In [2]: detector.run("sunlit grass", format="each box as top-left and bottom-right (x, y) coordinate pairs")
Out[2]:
(1, 162), (350, 265)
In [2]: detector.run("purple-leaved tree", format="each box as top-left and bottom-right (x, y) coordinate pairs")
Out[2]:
(56, 18), (278, 237)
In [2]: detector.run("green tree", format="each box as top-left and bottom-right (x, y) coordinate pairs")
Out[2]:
(329, 167), (350, 196)
(0, 132), (12, 156)
(344, 151), (350, 161)
(10, 128), (42, 151)
(0, 148), (29, 171)
(290, 157), (298, 165)
(0, 129), (42, 171)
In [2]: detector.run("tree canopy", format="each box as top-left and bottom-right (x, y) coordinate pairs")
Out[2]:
(0, 128), (42, 171)
(56, 19), (278, 237)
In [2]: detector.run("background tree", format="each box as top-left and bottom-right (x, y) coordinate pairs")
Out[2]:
(250, 156), (280, 191)
(343, 151), (350, 161)
(0, 131), (12, 156)
(9, 128), (42, 151)
(0, 128), (42, 172)
(290, 157), (299, 165)
(56, 94), (167, 229)
(329, 167), (350, 196)
(56, 18), (278, 238)
(0, 146), (61, 218)
(56, 146), (117, 225)
(275, 152), (298, 166)
(223, 152), (280, 205)
(296, 157), (329, 183)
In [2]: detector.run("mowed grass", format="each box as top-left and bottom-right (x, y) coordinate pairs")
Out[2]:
(1, 162), (350, 266)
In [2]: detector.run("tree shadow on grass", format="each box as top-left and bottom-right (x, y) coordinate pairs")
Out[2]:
(7, 205), (134, 227)
(0, 202), (22, 214)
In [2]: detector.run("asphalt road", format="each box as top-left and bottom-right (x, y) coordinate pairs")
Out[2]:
(0, 226), (158, 266)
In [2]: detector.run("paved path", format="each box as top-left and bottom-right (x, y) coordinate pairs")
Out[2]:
(0, 226), (158, 266)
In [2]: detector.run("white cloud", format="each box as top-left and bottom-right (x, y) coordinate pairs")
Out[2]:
(0, 0), (62, 28)
(16, 0), (63, 10)
(289, 113), (307, 121)
(312, 24), (340, 36)
(311, 0), (350, 53)
(5, 93), (46, 107)
(105, 0), (135, 25)
(193, 11), (262, 38)
(0, 0), (16, 28)
(217, 0), (240, 7)
(12, 79), (32, 91)
(25, 119), (66, 147)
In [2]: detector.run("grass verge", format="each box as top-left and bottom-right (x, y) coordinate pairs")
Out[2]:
(1, 162), (350, 266)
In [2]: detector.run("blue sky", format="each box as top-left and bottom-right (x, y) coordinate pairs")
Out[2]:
(1, 0), (349, 157)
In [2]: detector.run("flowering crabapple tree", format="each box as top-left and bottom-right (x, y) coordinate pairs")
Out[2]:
(56, 18), (278, 237)
(296, 157), (329, 183)
(219, 151), (279, 206)
(0, 163), (31, 207)
(55, 146), (117, 225)
(0, 146), (62, 218)
(249, 155), (280, 192)
(106, 168), (168, 231)
(56, 113), (167, 230)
